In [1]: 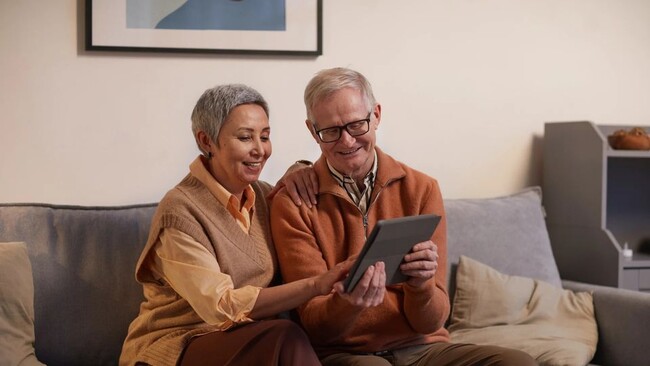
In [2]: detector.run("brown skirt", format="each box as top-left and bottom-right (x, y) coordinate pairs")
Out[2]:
(178, 319), (320, 366)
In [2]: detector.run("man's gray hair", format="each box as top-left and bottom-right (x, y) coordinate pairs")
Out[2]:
(191, 84), (269, 154)
(303, 67), (376, 123)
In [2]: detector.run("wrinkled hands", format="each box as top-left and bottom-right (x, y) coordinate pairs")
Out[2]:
(316, 240), (436, 309)
(332, 240), (436, 307)
(268, 162), (318, 208)
(334, 261), (386, 308)
(400, 240), (438, 288)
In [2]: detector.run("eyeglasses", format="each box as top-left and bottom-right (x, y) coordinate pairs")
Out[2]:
(314, 112), (372, 143)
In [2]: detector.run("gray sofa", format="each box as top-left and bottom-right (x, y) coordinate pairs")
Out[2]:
(1, 187), (648, 366)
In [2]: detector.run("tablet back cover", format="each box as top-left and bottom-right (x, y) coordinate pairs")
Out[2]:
(344, 214), (441, 292)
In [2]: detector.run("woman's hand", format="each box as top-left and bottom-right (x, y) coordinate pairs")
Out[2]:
(252, 256), (354, 320)
(268, 162), (318, 208)
(313, 256), (356, 296)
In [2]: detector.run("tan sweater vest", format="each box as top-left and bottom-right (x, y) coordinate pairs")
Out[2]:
(119, 174), (275, 366)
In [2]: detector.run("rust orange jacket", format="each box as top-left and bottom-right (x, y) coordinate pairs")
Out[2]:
(270, 147), (450, 356)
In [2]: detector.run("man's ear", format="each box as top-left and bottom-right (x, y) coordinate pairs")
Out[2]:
(305, 120), (319, 142)
(372, 103), (382, 130)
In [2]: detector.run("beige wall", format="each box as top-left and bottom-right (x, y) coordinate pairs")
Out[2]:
(2, 0), (650, 205)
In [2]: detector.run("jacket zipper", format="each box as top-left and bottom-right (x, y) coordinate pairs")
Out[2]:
(361, 177), (398, 237)
(324, 176), (399, 238)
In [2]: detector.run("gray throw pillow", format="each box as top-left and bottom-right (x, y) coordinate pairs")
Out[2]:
(445, 186), (562, 289)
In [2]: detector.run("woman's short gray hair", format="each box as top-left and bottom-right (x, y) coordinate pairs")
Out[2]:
(303, 67), (376, 122)
(191, 84), (269, 154)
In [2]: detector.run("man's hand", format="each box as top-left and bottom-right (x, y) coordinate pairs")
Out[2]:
(268, 162), (318, 208)
(400, 240), (438, 288)
(334, 261), (386, 307)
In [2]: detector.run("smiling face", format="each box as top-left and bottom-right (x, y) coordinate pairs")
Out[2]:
(205, 103), (271, 196)
(308, 87), (380, 182)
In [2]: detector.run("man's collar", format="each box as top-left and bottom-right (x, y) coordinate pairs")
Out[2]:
(326, 149), (378, 186)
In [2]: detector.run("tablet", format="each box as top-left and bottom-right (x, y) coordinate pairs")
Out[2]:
(343, 214), (442, 292)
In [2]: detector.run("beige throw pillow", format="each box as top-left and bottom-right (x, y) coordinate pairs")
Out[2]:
(448, 255), (597, 366)
(0, 242), (45, 366)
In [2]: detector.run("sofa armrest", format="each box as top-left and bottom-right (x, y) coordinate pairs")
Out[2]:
(562, 280), (650, 366)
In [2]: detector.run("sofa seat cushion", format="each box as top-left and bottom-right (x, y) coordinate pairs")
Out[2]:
(449, 255), (598, 366)
(0, 242), (45, 366)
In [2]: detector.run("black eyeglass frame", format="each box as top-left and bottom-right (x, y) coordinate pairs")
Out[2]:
(313, 112), (372, 143)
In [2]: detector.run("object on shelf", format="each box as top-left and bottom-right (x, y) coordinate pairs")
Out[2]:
(622, 243), (633, 260)
(607, 127), (650, 150)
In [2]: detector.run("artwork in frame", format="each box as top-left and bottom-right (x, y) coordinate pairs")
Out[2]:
(85, 0), (322, 56)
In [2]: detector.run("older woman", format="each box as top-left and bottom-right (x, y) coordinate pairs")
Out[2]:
(119, 84), (350, 366)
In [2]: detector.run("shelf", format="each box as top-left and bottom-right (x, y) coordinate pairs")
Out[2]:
(621, 250), (650, 267)
(606, 150), (650, 158)
(544, 121), (650, 291)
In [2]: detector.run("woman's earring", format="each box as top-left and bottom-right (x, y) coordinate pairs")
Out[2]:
(207, 151), (213, 158)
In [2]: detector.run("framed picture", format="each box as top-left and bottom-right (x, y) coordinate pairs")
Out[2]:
(85, 0), (322, 56)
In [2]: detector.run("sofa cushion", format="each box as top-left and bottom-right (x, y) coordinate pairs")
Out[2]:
(449, 256), (597, 366)
(0, 242), (45, 366)
(444, 186), (561, 299)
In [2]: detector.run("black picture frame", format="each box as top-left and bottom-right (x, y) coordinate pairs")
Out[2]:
(85, 0), (322, 56)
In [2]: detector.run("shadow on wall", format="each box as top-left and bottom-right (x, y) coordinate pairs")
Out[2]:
(525, 134), (544, 189)
(77, 0), (85, 53)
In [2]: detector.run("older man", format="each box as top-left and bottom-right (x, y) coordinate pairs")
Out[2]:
(270, 67), (536, 366)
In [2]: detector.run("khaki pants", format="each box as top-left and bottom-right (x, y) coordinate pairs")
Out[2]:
(320, 342), (537, 366)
